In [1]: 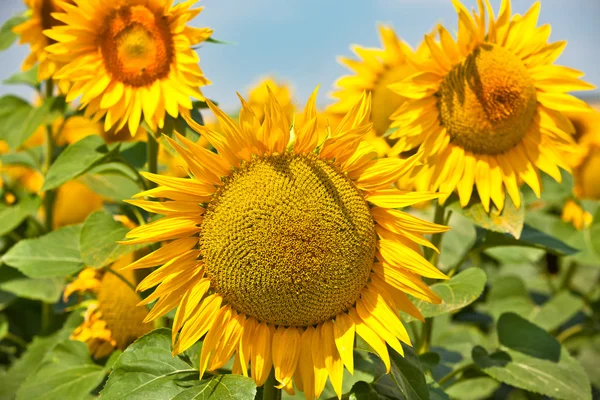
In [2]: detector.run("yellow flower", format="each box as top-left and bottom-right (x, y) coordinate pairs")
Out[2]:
(561, 199), (592, 231)
(390, 0), (594, 212)
(566, 109), (600, 200)
(45, 0), (213, 135)
(328, 25), (423, 138)
(70, 255), (153, 358)
(13, 0), (73, 81)
(52, 180), (104, 229)
(123, 89), (448, 399)
(246, 77), (295, 123)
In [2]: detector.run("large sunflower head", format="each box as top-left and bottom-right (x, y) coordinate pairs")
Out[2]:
(390, 0), (595, 212)
(44, 0), (212, 135)
(13, 0), (73, 81)
(68, 255), (153, 358)
(122, 89), (448, 399)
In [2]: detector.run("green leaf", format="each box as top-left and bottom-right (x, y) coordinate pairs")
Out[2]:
(0, 311), (83, 399)
(0, 196), (41, 236)
(0, 14), (27, 51)
(0, 148), (42, 170)
(3, 66), (39, 88)
(529, 291), (584, 331)
(403, 269), (486, 322)
(42, 135), (116, 191)
(0, 313), (7, 340)
(80, 211), (141, 269)
(437, 213), (476, 271)
(589, 208), (600, 261)
(472, 346), (591, 400)
(2, 225), (83, 278)
(387, 344), (430, 400)
(485, 275), (534, 320)
(476, 224), (577, 256)
(172, 375), (256, 400)
(205, 37), (235, 45)
(100, 328), (200, 400)
(7, 96), (66, 149)
(347, 381), (386, 399)
(0, 265), (64, 303)
(444, 377), (499, 400)
(450, 194), (524, 238)
(497, 313), (560, 361)
(0, 96), (32, 146)
(80, 163), (140, 201)
(16, 340), (106, 400)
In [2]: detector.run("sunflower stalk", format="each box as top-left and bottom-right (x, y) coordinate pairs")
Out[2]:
(262, 370), (282, 400)
(147, 133), (160, 187)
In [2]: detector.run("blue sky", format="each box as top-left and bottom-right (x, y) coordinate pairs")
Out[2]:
(1, 0), (599, 111)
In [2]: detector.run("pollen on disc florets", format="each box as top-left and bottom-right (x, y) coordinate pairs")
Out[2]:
(437, 43), (537, 155)
(100, 5), (173, 87)
(199, 153), (377, 327)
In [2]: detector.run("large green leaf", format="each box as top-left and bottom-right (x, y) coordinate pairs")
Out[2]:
(100, 329), (200, 400)
(437, 213), (476, 272)
(41, 135), (116, 191)
(403, 269), (486, 322)
(80, 163), (140, 201)
(451, 194), (524, 238)
(497, 313), (560, 361)
(0, 96), (32, 146)
(3, 67), (39, 88)
(6, 96), (65, 149)
(472, 346), (590, 400)
(386, 345), (430, 400)
(0, 265), (64, 303)
(0, 196), (41, 237)
(444, 377), (499, 400)
(0, 312), (83, 400)
(475, 224), (577, 256)
(529, 291), (584, 332)
(172, 375), (256, 400)
(0, 147), (42, 170)
(472, 313), (591, 400)
(80, 211), (140, 269)
(0, 14), (27, 51)
(1, 225), (83, 278)
(16, 340), (106, 400)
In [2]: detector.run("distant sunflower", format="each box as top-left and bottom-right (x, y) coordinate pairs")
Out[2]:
(123, 89), (448, 398)
(45, 0), (212, 135)
(329, 25), (422, 137)
(13, 0), (73, 81)
(247, 77), (295, 123)
(560, 108), (600, 229)
(390, 0), (594, 212)
(69, 254), (153, 358)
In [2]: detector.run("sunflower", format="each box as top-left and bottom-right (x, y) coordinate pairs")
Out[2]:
(68, 254), (153, 358)
(122, 89), (448, 398)
(44, 0), (212, 135)
(246, 77), (295, 123)
(390, 0), (595, 212)
(328, 25), (423, 138)
(12, 0), (73, 81)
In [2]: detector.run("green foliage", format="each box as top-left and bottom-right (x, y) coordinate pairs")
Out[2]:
(101, 329), (257, 400)
(42, 136), (118, 191)
(2, 225), (83, 278)
(80, 211), (142, 269)
(0, 196), (41, 237)
(0, 14), (27, 51)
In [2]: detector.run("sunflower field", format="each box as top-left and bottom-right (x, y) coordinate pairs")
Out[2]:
(0, 0), (599, 399)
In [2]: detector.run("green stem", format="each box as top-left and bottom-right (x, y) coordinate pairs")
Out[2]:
(418, 317), (433, 354)
(262, 369), (282, 400)
(428, 203), (447, 267)
(41, 302), (53, 334)
(104, 267), (137, 294)
(45, 79), (53, 99)
(560, 262), (578, 290)
(437, 363), (475, 386)
(147, 133), (159, 186)
(43, 124), (56, 231)
(556, 324), (585, 343)
(4, 332), (28, 349)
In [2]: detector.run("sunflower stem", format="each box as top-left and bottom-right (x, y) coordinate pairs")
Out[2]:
(42, 79), (56, 232)
(428, 203), (447, 267)
(147, 133), (159, 188)
(41, 302), (53, 334)
(262, 370), (282, 400)
(560, 262), (578, 290)
(437, 362), (475, 386)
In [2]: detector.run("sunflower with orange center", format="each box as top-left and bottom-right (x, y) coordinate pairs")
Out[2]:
(12, 0), (73, 81)
(390, 0), (594, 212)
(121, 89), (448, 398)
(44, 0), (212, 135)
